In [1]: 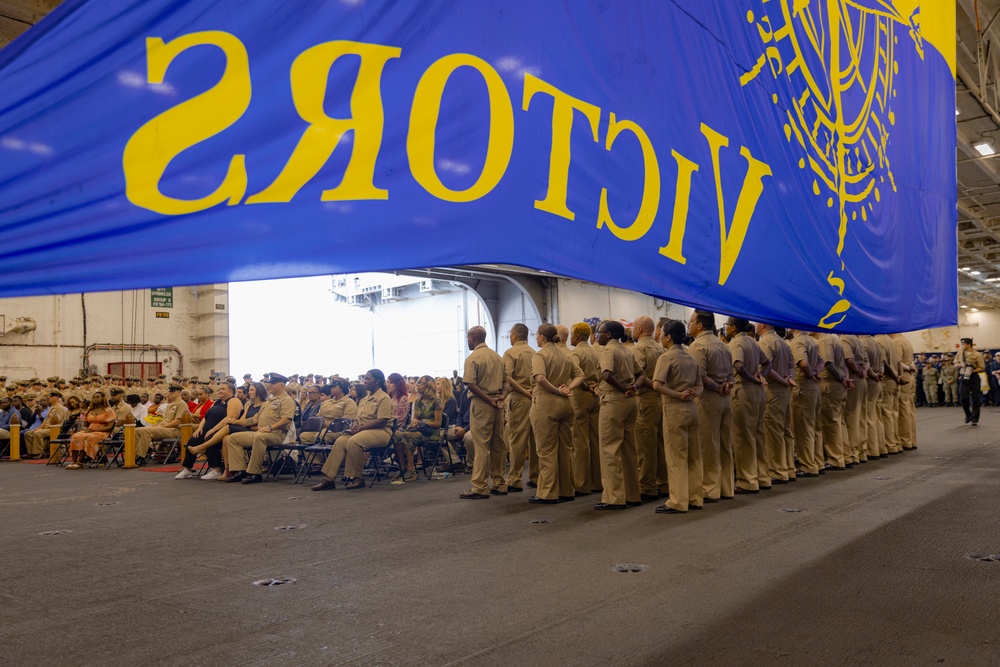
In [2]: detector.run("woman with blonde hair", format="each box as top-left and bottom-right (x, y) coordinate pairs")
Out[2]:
(66, 392), (116, 469)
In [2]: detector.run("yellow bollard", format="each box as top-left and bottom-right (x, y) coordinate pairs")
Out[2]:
(179, 423), (194, 463)
(123, 413), (136, 468)
(9, 412), (20, 461)
(48, 425), (60, 462)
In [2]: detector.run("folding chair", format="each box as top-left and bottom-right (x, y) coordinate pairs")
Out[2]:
(148, 435), (181, 465)
(293, 417), (353, 484)
(364, 419), (399, 487)
(417, 414), (450, 478)
(48, 422), (79, 466)
(88, 426), (123, 468)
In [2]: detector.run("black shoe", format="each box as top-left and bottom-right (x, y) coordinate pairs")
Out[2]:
(759, 485), (773, 491)
(459, 491), (490, 499)
(557, 496), (575, 503)
(703, 497), (720, 503)
(526, 480), (538, 488)
(658, 492), (670, 499)
(689, 504), (703, 510)
(311, 478), (337, 491)
(655, 505), (685, 514)
(241, 473), (263, 484)
(574, 490), (590, 497)
(640, 493), (659, 502)
(734, 487), (759, 495)
(507, 486), (524, 493)
(720, 495), (735, 500)
(880, 454), (889, 459)
(528, 496), (557, 504)
(828, 466), (847, 471)
(972, 421), (979, 426)
(225, 471), (247, 483)
(772, 479), (789, 485)
(593, 502), (627, 510)
(787, 476), (798, 482)
(626, 500), (642, 507)
(591, 488), (604, 494)
(490, 488), (508, 496)
(965, 416), (972, 424)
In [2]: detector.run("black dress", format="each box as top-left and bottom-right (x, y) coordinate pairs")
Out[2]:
(181, 398), (237, 469)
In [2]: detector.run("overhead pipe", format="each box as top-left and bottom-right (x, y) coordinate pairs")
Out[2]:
(82, 344), (183, 376)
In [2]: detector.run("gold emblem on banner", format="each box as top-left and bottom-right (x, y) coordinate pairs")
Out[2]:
(741, 0), (926, 329)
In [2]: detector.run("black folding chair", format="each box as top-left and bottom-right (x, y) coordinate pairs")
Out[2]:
(364, 419), (399, 487)
(293, 417), (354, 484)
(417, 414), (450, 478)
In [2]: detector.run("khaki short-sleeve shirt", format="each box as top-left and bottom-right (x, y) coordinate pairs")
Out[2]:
(791, 332), (820, 383)
(318, 396), (357, 424)
(598, 339), (638, 395)
(652, 346), (701, 401)
(531, 343), (581, 392)
(357, 389), (394, 434)
(570, 341), (601, 386)
(503, 341), (536, 391)
(464, 343), (506, 398)
(759, 330), (793, 378)
(687, 331), (734, 384)
(631, 337), (664, 394)
(257, 393), (296, 433)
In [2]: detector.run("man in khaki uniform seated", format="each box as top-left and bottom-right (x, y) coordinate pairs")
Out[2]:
(135, 383), (191, 459)
(24, 391), (69, 458)
(226, 373), (296, 484)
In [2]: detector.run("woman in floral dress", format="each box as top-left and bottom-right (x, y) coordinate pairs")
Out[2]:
(66, 392), (115, 469)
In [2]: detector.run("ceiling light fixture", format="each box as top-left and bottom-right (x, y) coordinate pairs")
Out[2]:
(961, 305), (968, 309)
(972, 270), (982, 275)
(974, 141), (995, 156)
(962, 267), (971, 271)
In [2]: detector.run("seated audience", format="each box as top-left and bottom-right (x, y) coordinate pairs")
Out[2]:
(175, 382), (242, 480)
(66, 392), (115, 469)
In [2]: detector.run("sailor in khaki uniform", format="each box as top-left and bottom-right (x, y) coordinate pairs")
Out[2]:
(839, 333), (869, 464)
(569, 322), (602, 495)
(459, 327), (510, 499)
(24, 391), (69, 458)
(631, 316), (667, 500)
(789, 329), (822, 476)
(300, 378), (357, 445)
(813, 332), (851, 470)
(135, 384), (191, 458)
(652, 319), (703, 513)
(227, 373), (296, 484)
(311, 371), (394, 490)
(891, 334), (917, 447)
(875, 334), (902, 454)
(593, 320), (642, 510)
(726, 317), (770, 493)
(528, 324), (584, 504)
(687, 310), (735, 501)
(756, 323), (796, 483)
(503, 324), (535, 492)
(861, 335), (884, 460)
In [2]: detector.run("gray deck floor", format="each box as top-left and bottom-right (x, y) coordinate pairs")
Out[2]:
(2, 405), (999, 666)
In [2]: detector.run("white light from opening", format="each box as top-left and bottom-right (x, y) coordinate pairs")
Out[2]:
(961, 267), (971, 271)
(972, 270), (982, 275)
(974, 142), (996, 156)
(971, 307), (980, 312)
(961, 305), (968, 309)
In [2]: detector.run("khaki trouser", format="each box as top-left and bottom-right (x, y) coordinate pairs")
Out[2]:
(445, 431), (473, 468)
(663, 399), (702, 511)
(731, 382), (766, 491)
(942, 380), (958, 404)
(530, 393), (575, 500)
(505, 394), (533, 489)
(792, 381), (821, 475)
(820, 380), (847, 467)
(23, 429), (51, 456)
(897, 373), (917, 448)
(697, 390), (734, 499)
(635, 391), (666, 496)
(570, 388), (601, 493)
(597, 392), (639, 505)
(320, 429), (391, 479)
(865, 379), (883, 458)
(842, 377), (866, 464)
(470, 398), (506, 495)
(879, 379), (900, 453)
(135, 426), (180, 458)
(923, 380), (939, 405)
(228, 429), (287, 474)
(764, 383), (792, 481)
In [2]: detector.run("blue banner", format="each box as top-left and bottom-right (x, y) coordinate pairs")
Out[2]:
(0, 0), (956, 332)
